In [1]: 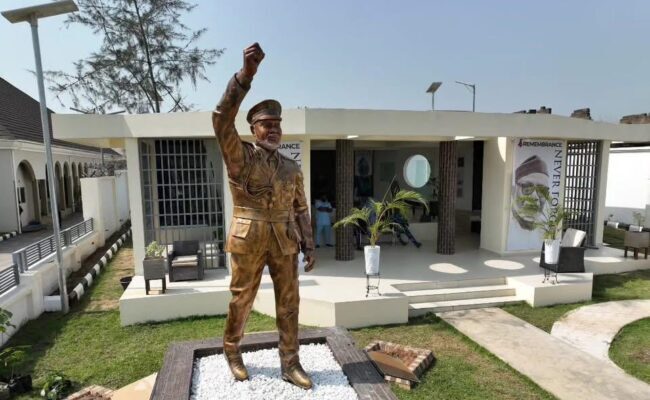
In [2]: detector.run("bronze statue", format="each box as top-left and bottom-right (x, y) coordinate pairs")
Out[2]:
(212, 43), (316, 389)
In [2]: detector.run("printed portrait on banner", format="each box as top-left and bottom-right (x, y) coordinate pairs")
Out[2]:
(506, 139), (565, 251)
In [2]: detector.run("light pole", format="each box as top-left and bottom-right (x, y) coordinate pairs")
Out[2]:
(455, 80), (476, 112)
(2, 0), (79, 314)
(426, 82), (442, 111)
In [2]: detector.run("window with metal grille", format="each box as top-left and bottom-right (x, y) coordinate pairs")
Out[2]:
(140, 139), (226, 268)
(563, 140), (602, 247)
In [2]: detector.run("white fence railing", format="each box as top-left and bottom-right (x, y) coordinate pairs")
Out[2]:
(12, 219), (94, 272)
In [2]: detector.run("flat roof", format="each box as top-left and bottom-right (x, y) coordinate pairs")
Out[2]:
(52, 108), (650, 147)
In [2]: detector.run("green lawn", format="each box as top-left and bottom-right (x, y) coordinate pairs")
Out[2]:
(5, 240), (556, 399)
(609, 317), (650, 384)
(603, 225), (625, 250)
(352, 316), (555, 400)
(503, 269), (650, 332)
(6, 243), (278, 398)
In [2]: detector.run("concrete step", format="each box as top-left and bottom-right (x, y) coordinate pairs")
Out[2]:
(408, 296), (522, 317)
(404, 285), (516, 303)
(394, 277), (506, 292)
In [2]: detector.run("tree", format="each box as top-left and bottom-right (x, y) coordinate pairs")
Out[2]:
(45, 0), (223, 114)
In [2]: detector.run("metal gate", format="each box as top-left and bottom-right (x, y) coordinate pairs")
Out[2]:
(563, 140), (602, 247)
(140, 139), (226, 268)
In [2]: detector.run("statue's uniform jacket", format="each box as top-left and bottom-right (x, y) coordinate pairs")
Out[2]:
(212, 73), (314, 363)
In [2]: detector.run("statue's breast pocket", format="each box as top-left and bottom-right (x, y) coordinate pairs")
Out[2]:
(231, 218), (251, 239)
(282, 181), (295, 199)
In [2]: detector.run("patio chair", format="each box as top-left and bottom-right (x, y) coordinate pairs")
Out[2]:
(168, 240), (204, 282)
(539, 228), (587, 283)
(624, 231), (650, 260)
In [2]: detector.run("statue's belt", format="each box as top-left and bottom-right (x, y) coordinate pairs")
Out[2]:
(233, 206), (293, 222)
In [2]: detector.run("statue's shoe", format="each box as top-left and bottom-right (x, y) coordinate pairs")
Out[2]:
(224, 351), (249, 381)
(281, 362), (313, 390)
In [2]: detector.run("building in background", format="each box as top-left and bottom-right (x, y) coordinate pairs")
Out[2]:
(604, 114), (650, 226)
(0, 78), (121, 234)
(51, 104), (650, 274)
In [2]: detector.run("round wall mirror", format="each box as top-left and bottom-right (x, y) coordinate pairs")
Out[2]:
(403, 155), (431, 188)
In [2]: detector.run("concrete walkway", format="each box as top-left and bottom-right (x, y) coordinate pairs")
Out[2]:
(0, 213), (83, 271)
(440, 308), (650, 400)
(551, 300), (650, 366)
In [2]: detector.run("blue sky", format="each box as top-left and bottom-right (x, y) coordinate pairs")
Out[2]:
(1, 0), (649, 122)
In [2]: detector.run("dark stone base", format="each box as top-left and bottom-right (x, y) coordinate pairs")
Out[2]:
(151, 326), (397, 400)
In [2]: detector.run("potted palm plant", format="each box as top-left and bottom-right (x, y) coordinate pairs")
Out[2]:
(334, 190), (428, 274)
(517, 186), (567, 264)
(143, 241), (166, 282)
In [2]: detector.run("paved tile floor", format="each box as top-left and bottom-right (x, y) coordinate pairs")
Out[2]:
(551, 300), (650, 366)
(440, 307), (650, 400)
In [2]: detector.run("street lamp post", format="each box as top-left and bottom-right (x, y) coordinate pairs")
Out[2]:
(426, 82), (442, 111)
(455, 80), (476, 112)
(2, 0), (79, 314)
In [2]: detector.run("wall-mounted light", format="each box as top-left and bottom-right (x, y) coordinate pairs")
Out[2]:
(346, 135), (359, 139)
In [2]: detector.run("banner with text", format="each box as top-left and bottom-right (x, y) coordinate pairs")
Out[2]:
(278, 141), (302, 166)
(506, 139), (565, 251)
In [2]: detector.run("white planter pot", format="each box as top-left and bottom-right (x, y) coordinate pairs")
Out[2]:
(43, 296), (62, 312)
(364, 245), (380, 275)
(544, 239), (561, 264)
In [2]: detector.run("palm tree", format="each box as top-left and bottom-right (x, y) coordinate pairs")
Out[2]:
(333, 190), (429, 246)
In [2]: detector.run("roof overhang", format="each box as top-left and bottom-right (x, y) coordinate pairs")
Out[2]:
(52, 108), (650, 146)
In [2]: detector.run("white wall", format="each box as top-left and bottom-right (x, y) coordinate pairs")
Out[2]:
(115, 170), (130, 225)
(125, 138), (146, 276)
(372, 147), (439, 204)
(480, 138), (511, 254)
(81, 177), (123, 247)
(16, 163), (37, 227)
(605, 146), (650, 226)
(0, 231), (100, 345)
(0, 150), (18, 233)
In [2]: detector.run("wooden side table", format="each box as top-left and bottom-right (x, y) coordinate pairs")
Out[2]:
(143, 258), (167, 295)
(624, 231), (650, 260)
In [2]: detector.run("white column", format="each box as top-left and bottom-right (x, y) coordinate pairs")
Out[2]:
(594, 140), (611, 246)
(125, 138), (146, 275)
(480, 137), (512, 254)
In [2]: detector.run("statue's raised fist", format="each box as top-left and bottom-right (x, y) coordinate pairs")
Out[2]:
(241, 43), (265, 80)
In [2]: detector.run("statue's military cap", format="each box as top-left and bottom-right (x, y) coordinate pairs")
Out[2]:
(246, 99), (282, 124)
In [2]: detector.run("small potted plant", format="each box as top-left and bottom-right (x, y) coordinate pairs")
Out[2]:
(40, 372), (72, 400)
(0, 309), (31, 396)
(143, 241), (166, 281)
(334, 190), (428, 274)
(0, 346), (31, 395)
(517, 186), (567, 264)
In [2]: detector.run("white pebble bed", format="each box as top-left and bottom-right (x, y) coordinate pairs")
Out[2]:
(191, 343), (359, 400)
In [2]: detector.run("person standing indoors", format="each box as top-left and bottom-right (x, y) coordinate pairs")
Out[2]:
(314, 194), (334, 247)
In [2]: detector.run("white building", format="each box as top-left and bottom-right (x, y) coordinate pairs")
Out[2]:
(0, 78), (121, 234)
(51, 105), (650, 275)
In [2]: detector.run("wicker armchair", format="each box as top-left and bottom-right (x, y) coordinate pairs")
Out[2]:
(539, 228), (587, 283)
(168, 241), (204, 282)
